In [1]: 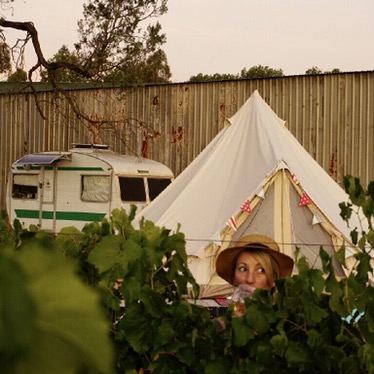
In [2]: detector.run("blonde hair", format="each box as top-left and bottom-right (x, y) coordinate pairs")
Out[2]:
(231, 246), (280, 286)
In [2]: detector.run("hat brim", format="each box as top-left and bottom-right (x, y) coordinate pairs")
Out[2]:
(216, 234), (294, 284)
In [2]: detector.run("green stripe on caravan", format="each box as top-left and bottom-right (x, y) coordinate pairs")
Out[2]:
(15, 209), (106, 221)
(16, 166), (104, 171)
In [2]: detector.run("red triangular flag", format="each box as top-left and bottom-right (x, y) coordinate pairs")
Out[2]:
(299, 192), (311, 207)
(240, 199), (252, 214)
(226, 216), (237, 231)
(291, 173), (300, 185)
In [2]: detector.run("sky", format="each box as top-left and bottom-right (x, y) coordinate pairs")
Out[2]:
(2, 0), (374, 82)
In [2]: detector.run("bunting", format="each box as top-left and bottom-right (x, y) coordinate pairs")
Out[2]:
(299, 192), (311, 207)
(256, 188), (265, 199)
(312, 212), (323, 225)
(291, 173), (300, 185)
(226, 216), (238, 231)
(240, 199), (252, 214)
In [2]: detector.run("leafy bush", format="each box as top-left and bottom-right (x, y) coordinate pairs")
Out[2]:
(1, 176), (373, 373)
(0, 213), (114, 374)
(55, 207), (215, 373)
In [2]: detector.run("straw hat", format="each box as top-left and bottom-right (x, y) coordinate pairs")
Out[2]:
(216, 234), (294, 284)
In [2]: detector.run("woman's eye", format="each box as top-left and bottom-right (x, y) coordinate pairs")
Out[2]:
(238, 266), (247, 272)
(257, 267), (265, 274)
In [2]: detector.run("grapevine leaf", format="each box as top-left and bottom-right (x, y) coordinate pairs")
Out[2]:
(296, 256), (310, 273)
(335, 245), (346, 267)
(339, 202), (352, 223)
(270, 331), (288, 356)
(355, 250), (371, 283)
(121, 277), (142, 303)
(15, 248), (113, 374)
(204, 357), (233, 374)
(350, 228), (359, 245)
(246, 304), (271, 335)
(121, 303), (151, 353)
(343, 175), (366, 207)
(87, 235), (127, 275)
(256, 343), (274, 366)
(139, 285), (166, 317)
(285, 341), (310, 369)
(232, 317), (255, 346)
(302, 297), (329, 325)
(169, 300), (193, 319)
(359, 343), (374, 373)
(0, 251), (37, 359)
(157, 319), (175, 346)
(306, 329), (325, 350)
(55, 226), (83, 258)
(367, 230), (374, 247)
(309, 268), (325, 296)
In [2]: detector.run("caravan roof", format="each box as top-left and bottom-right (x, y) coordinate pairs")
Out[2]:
(13, 145), (173, 178)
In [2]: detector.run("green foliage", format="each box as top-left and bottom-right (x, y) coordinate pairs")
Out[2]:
(1, 1), (170, 85)
(0, 218), (114, 373)
(84, 209), (213, 372)
(1, 177), (373, 373)
(48, 207), (213, 372)
(305, 66), (323, 75)
(189, 64), (284, 82)
(0, 40), (11, 74)
(0, 251), (37, 361)
(240, 65), (284, 79)
(104, 49), (171, 85)
(7, 68), (28, 82)
(75, 0), (169, 83)
(40, 45), (87, 83)
(189, 72), (239, 82)
(341, 175), (374, 232)
(305, 66), (341, 75)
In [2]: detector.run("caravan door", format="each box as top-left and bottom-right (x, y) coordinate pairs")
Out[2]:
(10, 153), (69, 232)
(39, 165), (57, 232)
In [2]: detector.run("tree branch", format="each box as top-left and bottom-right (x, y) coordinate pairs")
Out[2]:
(0, 18), (91, 79)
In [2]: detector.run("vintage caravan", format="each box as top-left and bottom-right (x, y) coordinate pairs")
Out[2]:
(6, 144), (174, 233)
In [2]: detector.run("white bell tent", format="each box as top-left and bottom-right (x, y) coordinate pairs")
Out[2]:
(134, 90), (364, 298)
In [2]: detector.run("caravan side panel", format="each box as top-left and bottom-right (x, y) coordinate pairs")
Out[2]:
(53, 154), (113, 232)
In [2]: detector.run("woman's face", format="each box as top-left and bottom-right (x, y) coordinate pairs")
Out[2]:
(233, 251), (273, 289)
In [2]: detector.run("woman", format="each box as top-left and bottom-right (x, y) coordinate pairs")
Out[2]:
(215, 234), (294, 319)
(216, 233), (294, 289)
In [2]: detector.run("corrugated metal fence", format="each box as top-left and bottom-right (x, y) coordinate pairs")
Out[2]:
(1, 72), (373, 212)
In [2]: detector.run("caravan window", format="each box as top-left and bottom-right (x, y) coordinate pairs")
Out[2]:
(81, 175), (110, 202)
(118, 177), (146, 202)
(12, 174), (38, 199)
(148, 178), (172, 201)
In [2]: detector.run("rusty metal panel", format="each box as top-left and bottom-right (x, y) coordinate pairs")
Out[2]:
(1, 72), (374, 212)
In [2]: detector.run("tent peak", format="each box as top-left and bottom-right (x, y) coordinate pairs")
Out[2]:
(276, 160), (289, 171)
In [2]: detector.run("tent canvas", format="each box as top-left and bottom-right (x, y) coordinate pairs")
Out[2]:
(134, 90), (364, 298)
